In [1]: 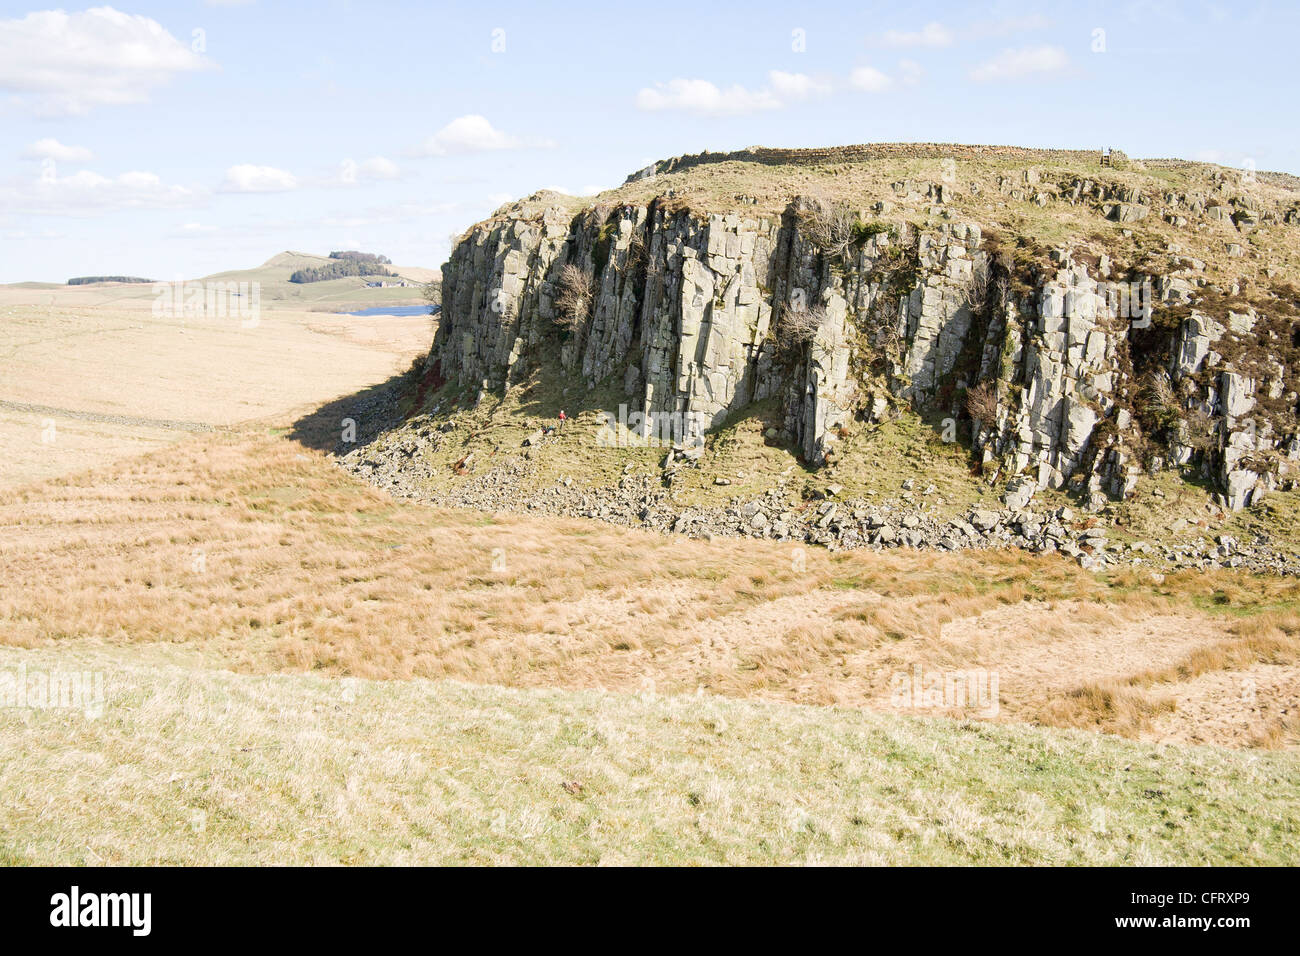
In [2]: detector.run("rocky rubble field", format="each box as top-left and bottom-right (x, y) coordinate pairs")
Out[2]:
(340, 412), (1298, 575)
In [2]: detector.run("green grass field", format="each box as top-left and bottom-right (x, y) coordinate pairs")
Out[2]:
(3, 644), (1296, 866)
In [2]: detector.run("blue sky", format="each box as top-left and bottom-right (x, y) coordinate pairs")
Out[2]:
(0, 0), (1296, 282)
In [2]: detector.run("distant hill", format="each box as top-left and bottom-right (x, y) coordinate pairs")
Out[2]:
(260, 251), (333, 270)
(196, 251), (436, 309)
(2, 251), (440, 312)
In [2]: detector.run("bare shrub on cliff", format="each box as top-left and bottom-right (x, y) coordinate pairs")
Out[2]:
(625, 230), (647, 275)
(993, 274), (1011, 307)
(422, 278), (441, 336)
(1146, 370), (1175, 409)
(1182, 406), (1219, 453)
(422, 278), (441, 308)
(964, 260), (991, 311)
(796, 194), (857, 262)
(773, 304), (828, 359)
(965, 381), (999, 426)
(554, 264), (594, 331)
(1138, 370), (1187, 440)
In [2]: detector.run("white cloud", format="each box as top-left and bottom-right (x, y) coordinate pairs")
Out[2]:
(636, 70), (829, 115)
(969, 45), (1069, 82)
(117, 171), (164, 189)
(982, 14), (1051, 36)
(56, 170), (112, 189)
(1, 168), (195, 216)
(768, 70), (832, 100)
(0, 6), (212, 116)
(414, 115), (547, 156)
(848, 66), (893, 93)
(278, 199), (464, 232)
(337, 156), (400, 184)
(220, 164), (298, 193)
(881, 22), (954, 48)
(636, 78), (781, 115)
(357, 157), (399, 180)
(169, 221), (219, 239)
(23, 138), (93, 163)
(2, 227), (65, 240)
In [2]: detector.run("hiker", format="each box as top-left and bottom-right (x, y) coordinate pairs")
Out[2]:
(558, 409), (567, 430)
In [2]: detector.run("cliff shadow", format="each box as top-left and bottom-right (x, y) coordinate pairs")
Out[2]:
(287, 363), (423, 454)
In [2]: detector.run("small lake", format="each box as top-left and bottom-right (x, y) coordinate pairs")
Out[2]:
(339, 305), (439, 317)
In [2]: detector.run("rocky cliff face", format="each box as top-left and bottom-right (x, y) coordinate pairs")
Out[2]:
(427, 154), (1300, 513)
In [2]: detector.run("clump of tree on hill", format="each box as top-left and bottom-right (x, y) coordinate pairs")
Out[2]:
(67, 276), (153, 285)
(289, 254), (395, 283)
(329, 251), (391, 265)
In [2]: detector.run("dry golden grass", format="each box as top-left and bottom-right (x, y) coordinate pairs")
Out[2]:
(0, 299), (428, 488)
(2, 424), (1297, 748)
(1038, 682), (1180, 740)
(1038, 608), (1300, 743)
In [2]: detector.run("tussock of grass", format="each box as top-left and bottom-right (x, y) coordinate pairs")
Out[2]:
(1037, 682), (1179, 738)
(1039, 608), (1300, 745)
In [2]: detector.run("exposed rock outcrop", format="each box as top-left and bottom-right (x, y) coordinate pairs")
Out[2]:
(424, 150), (1300, 514)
